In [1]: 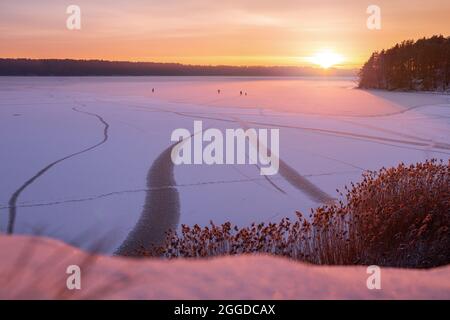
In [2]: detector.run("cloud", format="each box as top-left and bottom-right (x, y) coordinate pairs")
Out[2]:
(1, 0), (448, 66)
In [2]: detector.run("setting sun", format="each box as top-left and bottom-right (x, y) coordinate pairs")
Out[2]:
(309, 50), (344, 69)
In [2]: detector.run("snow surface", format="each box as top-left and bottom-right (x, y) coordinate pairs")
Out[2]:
(0, 235), (449, 299)
(0, 77), (449, 253)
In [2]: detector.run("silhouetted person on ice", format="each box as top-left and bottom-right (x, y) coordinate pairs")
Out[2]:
(217, 89), (221, 94)
(152, 88), (155, 93)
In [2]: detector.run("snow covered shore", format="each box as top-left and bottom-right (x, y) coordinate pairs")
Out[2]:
(0, 234), (449, 299)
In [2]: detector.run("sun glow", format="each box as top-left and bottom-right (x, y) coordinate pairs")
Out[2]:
(309, 50), (344, 69)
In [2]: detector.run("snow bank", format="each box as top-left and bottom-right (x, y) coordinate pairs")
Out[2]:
(0, 235), (449, 299)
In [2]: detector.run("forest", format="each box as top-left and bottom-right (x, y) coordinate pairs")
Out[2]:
(358, 35), (450, 91)
(0, 59), (353, 77)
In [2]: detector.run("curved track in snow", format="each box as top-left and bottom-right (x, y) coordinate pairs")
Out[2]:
(114, 142), (181, 256)
(5, 106), (109, 234)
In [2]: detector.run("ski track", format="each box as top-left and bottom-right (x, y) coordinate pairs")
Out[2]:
(107, 99), (450, 202)
(114, 139), (186, 256)
(111, 94), (450, 118)
(4, 105), (109, 234)
(339, 118), (450, 148)
(235, 118), (336, 204)
(177, 111), (450, 152)
(118, 101), (450, 155)
(114, 129), (202, 256)
(114, 100), (336, 204)
(0, 172), (358, 210)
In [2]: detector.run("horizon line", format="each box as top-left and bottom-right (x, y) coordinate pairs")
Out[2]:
(0, 57), (360, 71)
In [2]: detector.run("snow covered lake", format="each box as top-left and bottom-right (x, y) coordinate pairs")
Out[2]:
(0, 76), (449, 253)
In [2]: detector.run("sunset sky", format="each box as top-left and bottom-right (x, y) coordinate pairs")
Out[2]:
(0, 0), (449, 68)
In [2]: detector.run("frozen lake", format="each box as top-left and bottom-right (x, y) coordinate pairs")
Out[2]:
(1, 76), (449, 253)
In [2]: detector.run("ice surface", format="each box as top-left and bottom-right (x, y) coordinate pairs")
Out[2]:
(0, 77), (449, 253)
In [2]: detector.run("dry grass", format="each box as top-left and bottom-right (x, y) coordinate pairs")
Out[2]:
(141, 160), (449, 268)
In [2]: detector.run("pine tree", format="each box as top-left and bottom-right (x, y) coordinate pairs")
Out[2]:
(358, 35), (450, 91)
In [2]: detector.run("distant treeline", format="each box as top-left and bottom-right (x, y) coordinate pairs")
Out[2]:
(358, 35), (450, 91)
(0, 58), (355, 77)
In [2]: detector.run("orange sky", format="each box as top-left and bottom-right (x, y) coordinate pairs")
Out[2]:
(0, 0), (449, 68)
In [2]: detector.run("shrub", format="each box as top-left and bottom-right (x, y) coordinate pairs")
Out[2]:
(339, 159), (449, 267)
(141, 160), (449, 268)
